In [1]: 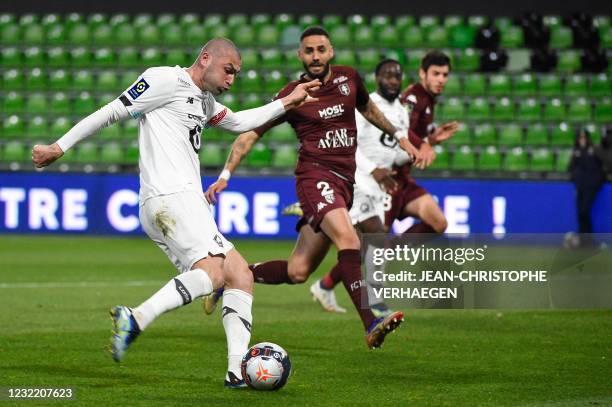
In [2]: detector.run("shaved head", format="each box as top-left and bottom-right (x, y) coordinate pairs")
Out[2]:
(187, 37), (241, 95)
(200, 37), (240, 59)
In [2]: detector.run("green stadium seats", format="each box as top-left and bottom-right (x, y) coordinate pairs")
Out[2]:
(165, 49), (188, 67)
(420, 15), (440, 31)
(543, 15), (561, 28)
(227, 13), (248, 29)
(2, 141), (26, 162)
(1, 47), (21, 67)
(463, 73), (486, 95)
(381, 49), (405, 65)
(603, 27), (612, 48)
(429, 145), (449, 169)
(347, 14), (367, 31)
(251, 13), (272, 29)
(514, 73), (537, 96)
(447, 122), (471, 145)
(26, 68), (46, 90)
(488, 73), (512, 96)
(364, 72), (376, 92)
(298, 14), (319, 28)
(539, 74), (562, 96)
(406, 49), (425, 72)
(1, 23), (20, 45)
(556, 50), (581, 72)
(24, 46), (44, 67)
(241, 94), (263, 110)
(395, 15), (415, 31)
(357, 48), (379, 71)
(200, 144), (224, 167)
(426, 26), (449, 47)
(517, 98), (541, 121)
(543, 98), (566, 122)
(139, 25), (160, 45)
(268, 123), (294, 141)
(117, 47), (140, 68)
(2, 115), (24, 139)
(440, 97), (465, 121)
(246, 142), (272, 167)
(96, 71), (119, 92)
(219, 94), (240, 112)
(594, 98), (611, 123)
(472, 123), (496, 145)
(506, 49), (531, 72)
(184, 24), (208, 43)
(377, 26), (399, 47)
(141, 48), (162, 66)
(264, 70), (286, 93)
(280, 25), (301, 47)
(74, 92), (96, 116)
(354, 26), (376, 46)
(45, 23), (66, 45)
(322, 15), (342, 30)
(163, 23), (183, 46)
(555, 149), (572, 171)
(25, 93), (47, 114)
(504, 147), (528, 171)
(565, 74), (588, 96)
(491, 97), (514, 121)
(124, 141), (139, 164)
(550, 25), (572, 49)
(50, 92), (71, 115)
(334, 49), (357, 66)
(478, 145), (502, 170)
(73, 69), (94, 91)
(329, 26), (352, 47)
(444, 15), (463, 29)
(498, 123), (523, 146)
(156, 13), (176, 28)
(260, 49), (283, 69)
(233, 25), (256, 46)
(0, 13), (16, 26)
(451, 145), (476, 170)
(524, 123), (549, 145)
(550, 122), (574, 146)
(467, 15), (487, 28)
(87, 13), (107, 28)
(456, 48), (479, 71)
(530, 148), (554, 171)
(500, 26), (524, 48)
(92, 24), (113, 46)
(274, 14), (294, 29)
(123, 120), (138, 139)
(3, 69), (23, 90)
(401, 26), (424, 48)
(182, 13), (203, 28)
(27, 115), (48, 139)
(583, 123), (602, 144)
(466, 97), (490, 120)
(594, 15), (610, 29)
(98, 93), (116, 107)
(443, 75), (462, 95)
(99, 123), (121, 140)
(114, 24), (136, 45)
(22, 23), (44, 45)
(69, 23), (91, 45)
(64, 12), (83, 27)
(3, 92), (24, 114)
(49, 69), (70, 90)
(236, 48), (256, 69)
(76, 142), (98, 163)
(567, 97), (592, 122)
(450, 25), (476, 48)
(94, 47), (116, 68)
(590, 74), (610, 97)
(70, 47), (92, 68)
(272, 144), (298, 168)
(239, 70), (263, 93)
(258, 26), (280, 46)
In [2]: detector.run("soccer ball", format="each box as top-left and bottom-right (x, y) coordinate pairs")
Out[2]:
(241, 342), (291, 391)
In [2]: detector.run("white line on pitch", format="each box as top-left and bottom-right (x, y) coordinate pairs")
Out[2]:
(0, 280), (165, 289)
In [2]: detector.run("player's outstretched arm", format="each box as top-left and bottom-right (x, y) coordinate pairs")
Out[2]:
(204, 131), (260, 204)
(278, 79), (320, 109)
(32, 99), (130, 168)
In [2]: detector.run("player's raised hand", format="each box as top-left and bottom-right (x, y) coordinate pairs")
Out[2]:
(32, 143), (64, 168)
(372, 168), (398, 194)
(281, 79), (321, 109)
(416, 142), (436, 169)
(204, 178), (228, 205)
(398, 138), (422, 167)
(431, 121), (459, 144)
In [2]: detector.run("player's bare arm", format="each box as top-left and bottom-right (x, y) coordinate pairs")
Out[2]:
(205, 131), (260, 204)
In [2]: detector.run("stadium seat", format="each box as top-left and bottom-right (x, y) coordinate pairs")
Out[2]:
(472, 123), (497, 145)
(92, 24), (114, 46)
(298, 14), (319, 28)
(354, 26), (376, 46)
(555, 148), (572, 171)
(439, 97), (465, 121)
(268, 123), (294, 141)
(524, 123), (549, 145)
(401, 26), (424, 48)
(377, 26), (400, 47)
(260, 49), (283, 69)
(73, 91), (96, 116)
(100, 142), (123, 164)
(49, 69), (71, 90)
(543, 98), (566, 121)
(456, 48), (480, 71)
(347, 14), (367, 31)
(123, 120), (138, 139)
(443, 75), (462, 95)
(491, 97), (515, 121)
(50, 92), (71, 115)
(1, 47), (21, 67)
(567, 97), (592, 122)
(162, 23), (183, 46)
(488, 73), (511, 96)
(450, 25), (476, 48)
(504, 147), (528, 171)
(272, 144), (298, 168)
(357, 48), (379, 71)
(70, 47), (92, 68)
(466, 97), (490, 120)
(263, 70), (286, 93)
(27, 115), (48, 139)
(25, 92), (47, 114)
(539, 74), (562, 96)
(498, 123), (523, 146)
(247, 142), (272, 167)
(451, 145), (476, 170)
(87, 13), (107, 28)
(141, 48), (163, 66)
(114, 24), (136, 45)
(565, 74), (588, 96)
(447, 122), (471, 145)
(334, 49), (357, 67)
(500, 26), (524, 47)
(590, 73), (610, 97)
(233, 25), (256, 46)
(240, 48), (259, 69)
(594, 98), (611, 123)
(200, 14), (219, 28)
(429, 145), (449, 169)
(200, 144), (224, 167)
(69, 23), (91, 45)
(2, 141), (26, 162)
(329, 25), (351, 47)
(227, 13), (247, 29)
(530, 148), (554, 171)
(99, 123), (121, 139)
(406, 49), (426, 72)
(395, 15), (416, 31)
(550, 25), (573, 49)
(583, 122), (602, 144)
(3, 69), (24, 90)
(76, 141), (98, 163)
(550, 122), (574, 146)
(517, 98), (541, 121)
(23, 46), (44, 67)
(117, 47), (140, 68)
(219, 94), (240, 112)
(94, 47), (116, 68)
(22, 23), (44, 45)
(239, 70), (263, 93)
(0, 23), (20, 45)
(184, 24), (208, 43)
(258, 26), (280, 46)
(165, 49), (188, 67)
(322, 15), (342, 30)
(280, 25), (301, 47)
(73, 69), (94, 91)
(478, 145), (502, 170)
(96, 71), (119, 92)
(241, 94), (263, 110)
(463, 73), (486, 95)
(2, 115), (24, 139)
(139, 25), (161, 45)
(426, 26), (449, 47)
(25, 67), (45, 90)
(514, 73), (537, 96)
(3, 92), (24, 114)
(274, 13), (294, 30)
(371, 14), (391, 30)
(557, 50), (581, 72)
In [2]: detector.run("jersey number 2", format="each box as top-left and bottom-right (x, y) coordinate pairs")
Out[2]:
(189, 125), (202, 153)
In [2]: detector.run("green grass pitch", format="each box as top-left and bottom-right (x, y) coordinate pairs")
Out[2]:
(0, 235), (610, 406)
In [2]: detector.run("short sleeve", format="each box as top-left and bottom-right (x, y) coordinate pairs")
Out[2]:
(354, 71), (370, 108)
(118, 68), (177, 119)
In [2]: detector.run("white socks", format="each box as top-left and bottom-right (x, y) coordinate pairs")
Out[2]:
(133, 268), (213, 330)
(222, 289), (253, 379)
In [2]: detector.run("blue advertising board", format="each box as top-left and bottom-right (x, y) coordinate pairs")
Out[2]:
(0, 172), (610, 237)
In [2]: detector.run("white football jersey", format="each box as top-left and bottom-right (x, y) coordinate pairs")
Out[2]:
(354, 92), (409, 187)
(120, 66), (227, 202)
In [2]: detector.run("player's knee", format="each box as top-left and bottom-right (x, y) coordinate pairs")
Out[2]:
(335, 234), (361, 250)
(202, 266), (224, 289)
(224, 255), (253, 292)
(287, 259), (312, 284)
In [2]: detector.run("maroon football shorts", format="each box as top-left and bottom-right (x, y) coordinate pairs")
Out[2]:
(295, 169), (354, 233)
(384, 175), (428, 228)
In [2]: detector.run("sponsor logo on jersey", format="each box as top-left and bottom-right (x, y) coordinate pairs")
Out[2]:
(318, 104), (345, 119)
(425, 106), (431, 115)
(186, 97), (194, 104)
(405, 94), (417, 112)
(127, 78), (150, 99)
(338, 83), (350, 96)
(177, 77), (191, 88)
(333, 75), (348, 84)
(214, 234), (224, 247)
(318, 128), (355, 149)
(317, 202), (327, 212)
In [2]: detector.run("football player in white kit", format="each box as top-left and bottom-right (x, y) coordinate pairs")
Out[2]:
(31, 38), (320, 388)
(309, 59), (435, 315)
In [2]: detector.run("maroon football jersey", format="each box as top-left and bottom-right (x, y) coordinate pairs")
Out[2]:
(254, 66), (370, 183)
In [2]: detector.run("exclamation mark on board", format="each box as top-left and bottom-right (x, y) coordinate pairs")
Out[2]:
(493, 197), (506, 238)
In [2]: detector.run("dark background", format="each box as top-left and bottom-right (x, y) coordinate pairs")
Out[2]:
(3, 0), (611, 17)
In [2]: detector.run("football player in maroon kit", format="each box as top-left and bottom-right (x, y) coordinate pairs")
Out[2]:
(205, 27), (421, 348)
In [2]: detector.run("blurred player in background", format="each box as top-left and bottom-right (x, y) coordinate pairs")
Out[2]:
(32, 38), (319, 387)
(205, 27), (421, 348)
